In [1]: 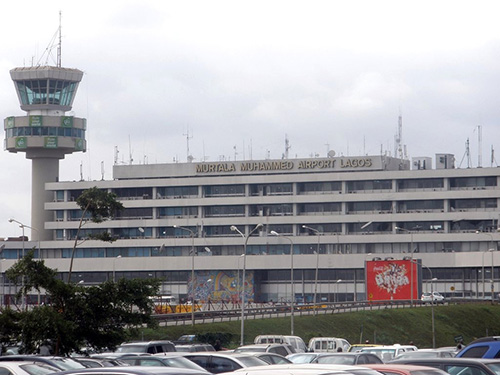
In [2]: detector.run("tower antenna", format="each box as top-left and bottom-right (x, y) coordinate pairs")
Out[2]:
(284, 134), (291, 159)
(57, 11), (62, 67)
(183, 127), (193, 162)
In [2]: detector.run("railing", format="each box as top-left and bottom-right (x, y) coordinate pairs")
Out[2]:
(152, 298), (490, 326)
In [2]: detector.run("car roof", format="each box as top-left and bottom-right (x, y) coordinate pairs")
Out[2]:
(57, 365), (210, 375)
(363, 364), (449, 373)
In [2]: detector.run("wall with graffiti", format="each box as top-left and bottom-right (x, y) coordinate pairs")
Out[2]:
(189, 270), (254, 302)
(366, 259), (421, 301)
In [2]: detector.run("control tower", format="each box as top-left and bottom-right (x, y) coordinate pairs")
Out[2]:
(4, 65), (86, 241)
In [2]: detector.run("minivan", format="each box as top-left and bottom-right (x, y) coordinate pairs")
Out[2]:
(254, 335), (307, 353)
(307, 337), (351, 353)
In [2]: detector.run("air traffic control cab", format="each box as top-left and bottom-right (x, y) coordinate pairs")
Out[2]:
(4, 65), (87, 241)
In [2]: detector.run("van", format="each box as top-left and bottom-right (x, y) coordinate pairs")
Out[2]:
(308, 337), (351, 353)
(115, 340), (177, 354)
(254, 335), (307, 353)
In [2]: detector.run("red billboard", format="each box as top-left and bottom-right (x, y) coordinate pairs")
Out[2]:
(366, 259), (420, 301)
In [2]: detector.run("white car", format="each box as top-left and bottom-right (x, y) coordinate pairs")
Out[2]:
(421, 292), (445, 304)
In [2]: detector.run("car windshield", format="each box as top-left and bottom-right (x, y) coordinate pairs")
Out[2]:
(235, 347), (266, 353)
(288, 354), (318, 363)
(159, 357), (206, 370)
(116, 345), (147, 353)
(235, 356), (269, 367)
(316, 355), (355, 365)
(486, 363), (500, 375)
(20, 364), (60, 375)
(50, 358), (87, 370)
(361, 349), (396, 361)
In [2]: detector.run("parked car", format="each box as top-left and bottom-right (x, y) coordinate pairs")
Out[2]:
(115, 341), (177, 354)
(360, 345), (418, 362)
(421, 292), (445, 304)
(0, 356), (87, 371)
(234, 344), (296, 357)
(57, 366), (210, 375)
(118, 355), (208, 372)
(392, 348), (455, 360)
(311, 353), (383, 365)
(308, 337), (351, 353)
(456, 336), (500, 358)
(231, 363), (384, 375)
(174, 344), (215, 353)
(389, 357), (500, 375)
(287, 353), (322, 363)
(181, 352), (268, 374)
(0, 361), (59, 375)
(254, 335), (308, 353)
(364, 363), (449, 375)
(348, 344), (380, 353)
(245, 353), (292, 365)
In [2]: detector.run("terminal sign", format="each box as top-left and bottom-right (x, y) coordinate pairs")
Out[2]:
(196, 157), (374, 174)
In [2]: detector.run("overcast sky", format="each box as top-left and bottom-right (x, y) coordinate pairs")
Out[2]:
(1, 0), (500, 238)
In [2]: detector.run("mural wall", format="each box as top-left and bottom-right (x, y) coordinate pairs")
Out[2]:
(189, 270), (254, 302)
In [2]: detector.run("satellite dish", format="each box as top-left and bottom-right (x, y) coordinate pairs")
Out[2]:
(328, 150), (336, 158)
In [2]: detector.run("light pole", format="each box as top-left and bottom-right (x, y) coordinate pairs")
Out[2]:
(113, 255), (122, 282)
(395, 226), (415, 305)
(335, 279), (342, 303)
(270, 230), (295, 335)
(231, 223), (263, 345)
(173, 225), (199, 326)
(302, 225), (320, 314)
(477, 231), (496, 301)
(410, 258), (436, 348)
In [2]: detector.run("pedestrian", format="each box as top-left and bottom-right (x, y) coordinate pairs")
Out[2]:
(214, 339), (222, 351)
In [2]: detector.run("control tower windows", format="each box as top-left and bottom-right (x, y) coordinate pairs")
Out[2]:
(15, 79), (78, 107)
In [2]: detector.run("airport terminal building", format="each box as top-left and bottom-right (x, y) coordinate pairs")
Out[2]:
(3, 152), (499, 304)
(2, 63), (499, 305)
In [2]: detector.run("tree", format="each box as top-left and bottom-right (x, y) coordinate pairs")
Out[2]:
(68, 187), (124, 282)
(4, 250), (159, 356)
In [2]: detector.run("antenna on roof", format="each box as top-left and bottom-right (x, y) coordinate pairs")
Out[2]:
(284, 134), (291, 159)
(37, 12), (63, 67)
(57, 11), (62, 67)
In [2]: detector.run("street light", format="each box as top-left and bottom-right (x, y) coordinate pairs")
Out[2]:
(113, 255), (122, 282)
(270, 230), (295, 335)
(395, 226), (416, 305)
(302, 225), (321, 315)
(335, 279), (342, 303)
(173, 224), (204, 326)
(231, 223), (263, 345)
(409, 258), (436, 348)
(477, 231), (497, 301)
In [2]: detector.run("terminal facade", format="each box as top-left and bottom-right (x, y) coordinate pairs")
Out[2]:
(2, 61), (499, 305)
(2, 152), (499, 304)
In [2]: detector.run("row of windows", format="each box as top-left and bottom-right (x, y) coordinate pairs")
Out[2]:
(6, 127), (85, 138)
(59, 198), (498, 222)
(56, 177), (499, 201)
(16, 79), (78, 107)
(56, 219), (497, 241)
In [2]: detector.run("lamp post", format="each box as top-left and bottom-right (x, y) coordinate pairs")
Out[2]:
(410, 258), (436, 348)
(335, 279), (342, 303)
(395, 226), (415, 305)
(231, 223), (263, 345)
(302, 225), (320, 314)
(270, 230), (295, 335)
(113, 255), (122, 282)
(173, 225), (197, 325)
(477, 231), (496, 301)
(429, 277), (438, 349)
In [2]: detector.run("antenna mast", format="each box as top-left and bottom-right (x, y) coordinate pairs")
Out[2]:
(478, 125), (482, 168)
(57, 11), (62, 67)
(183, 127), (193, 162)
(394, 112), (403, 159)
(284, 134), (291, 159)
